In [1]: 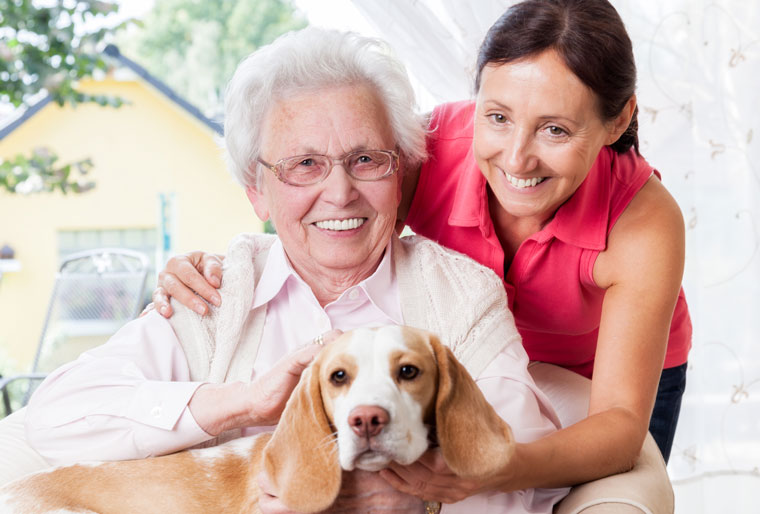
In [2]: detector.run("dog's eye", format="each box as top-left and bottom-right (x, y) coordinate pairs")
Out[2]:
(398, 365), (419, 380)
(330, 369), (348, 385)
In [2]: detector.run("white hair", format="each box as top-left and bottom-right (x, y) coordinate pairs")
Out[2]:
(223, 27), (428, 189)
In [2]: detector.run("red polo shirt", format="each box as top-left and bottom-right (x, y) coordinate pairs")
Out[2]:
(407, 100), (691, 378)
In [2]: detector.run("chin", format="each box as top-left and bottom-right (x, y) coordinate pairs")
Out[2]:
(352, 451), (393, 472)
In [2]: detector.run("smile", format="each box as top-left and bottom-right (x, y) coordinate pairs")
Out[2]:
(504, 171), (546, 189)
(314, 218), (366, 231)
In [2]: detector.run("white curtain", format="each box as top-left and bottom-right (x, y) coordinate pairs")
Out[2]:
(348, 0), (760, 511)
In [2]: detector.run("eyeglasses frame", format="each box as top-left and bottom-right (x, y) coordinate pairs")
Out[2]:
(256, 149), (400, 186)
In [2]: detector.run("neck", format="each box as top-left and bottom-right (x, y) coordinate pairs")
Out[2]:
(289, 256), (383, 308)
(488, 190), (551, 263)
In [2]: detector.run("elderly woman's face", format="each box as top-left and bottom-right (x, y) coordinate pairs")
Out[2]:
(248, 84), (400, 282)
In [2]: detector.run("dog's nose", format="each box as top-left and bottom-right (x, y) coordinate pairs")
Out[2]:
(349, 405), (390, 438)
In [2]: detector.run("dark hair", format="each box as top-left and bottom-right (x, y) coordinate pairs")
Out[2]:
(476, 0), (638, 154)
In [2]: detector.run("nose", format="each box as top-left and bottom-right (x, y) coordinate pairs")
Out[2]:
(504, 129), (538, 175)
(348, 405), (390, 439)
(320, 163), (359, 206)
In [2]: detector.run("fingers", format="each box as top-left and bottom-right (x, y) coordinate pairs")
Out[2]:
(139, 302), (156, 318)
(288, 345), (322, 373)
(156, 253), (223, 315)
(151, 286), (173, 318)
(156, 271), (209, 315)
(201, 254), (224, 288)
(380, 450), (478, 504)
(321, 329), (343, 345)
(172, 254), (222, 307)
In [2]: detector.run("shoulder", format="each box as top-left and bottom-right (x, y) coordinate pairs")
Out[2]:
(396, 235), (504, 293)
(595, 175), (685, 288)
(429, 100), (475, 140)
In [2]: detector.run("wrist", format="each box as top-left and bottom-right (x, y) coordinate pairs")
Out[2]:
(189, 381), (253, 436)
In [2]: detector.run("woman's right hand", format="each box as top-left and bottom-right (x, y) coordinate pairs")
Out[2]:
(189, 330), (342, 436)
(153, 251), (225, 317)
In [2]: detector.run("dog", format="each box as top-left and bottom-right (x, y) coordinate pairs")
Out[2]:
(0, 325), (515, 513)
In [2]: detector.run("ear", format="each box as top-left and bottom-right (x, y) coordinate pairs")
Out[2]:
(262, 363), (342, 512)
(605, 94), (637, 146)
(429, 334), (515, 478)
(245, 185), (270, 222)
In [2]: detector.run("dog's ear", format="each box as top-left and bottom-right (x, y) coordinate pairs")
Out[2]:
(429, 333), (515, 478)
(262, 361), (341, 512)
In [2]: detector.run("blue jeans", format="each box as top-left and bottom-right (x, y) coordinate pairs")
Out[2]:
(648, 363), (687, 463)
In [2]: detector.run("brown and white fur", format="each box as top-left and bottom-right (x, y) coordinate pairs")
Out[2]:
(0, 326), (515, 513)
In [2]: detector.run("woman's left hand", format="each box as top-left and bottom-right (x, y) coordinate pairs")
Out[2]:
(379, 449), (486, 504)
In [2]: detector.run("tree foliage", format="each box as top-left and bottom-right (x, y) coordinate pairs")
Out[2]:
(0, 0), (123, 194)
(120, 0), (307, 118)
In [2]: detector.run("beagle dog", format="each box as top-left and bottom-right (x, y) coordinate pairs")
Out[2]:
(1, 326), (515, 513)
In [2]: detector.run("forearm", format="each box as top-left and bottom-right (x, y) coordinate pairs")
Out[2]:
(25, 314), (211, 463)
(188, 381), (263, 436)
(26, 374), (210, 463)
(502, 407), (645, 491)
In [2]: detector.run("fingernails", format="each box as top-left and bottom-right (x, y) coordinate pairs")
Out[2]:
(211, 294), (221, 306)
(159, 305), (169, 316)
(193, 301), (206, 315)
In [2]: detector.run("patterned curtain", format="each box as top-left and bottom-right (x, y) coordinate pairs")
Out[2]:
(347, 0), (760, 511)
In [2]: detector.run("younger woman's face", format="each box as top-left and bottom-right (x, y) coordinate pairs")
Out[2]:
(473, 49), (626, 225)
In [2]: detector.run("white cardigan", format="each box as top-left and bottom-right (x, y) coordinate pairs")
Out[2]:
(169, 232), (520, 392)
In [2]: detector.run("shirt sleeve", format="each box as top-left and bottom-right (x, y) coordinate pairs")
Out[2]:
(441, 350), (571, 514)
(24, 311), (212, 465)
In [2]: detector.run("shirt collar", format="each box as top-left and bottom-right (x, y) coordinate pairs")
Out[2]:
(545, 148), (612, 250)
(251, 238), (402, 324)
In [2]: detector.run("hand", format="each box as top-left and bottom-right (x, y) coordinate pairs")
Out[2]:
(380, 449), (487, 504)
(247, 330), (342, 426)
(258, 469), (424, 514)
(188, 330), (341, 435)
(154, 251), (225, 317)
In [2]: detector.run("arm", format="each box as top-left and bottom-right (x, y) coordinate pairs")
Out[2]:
(25, 312), (211, 464)
(381, 177), (685, 496)
(500, 176), (686, 489)
(26, 311), (324, 464)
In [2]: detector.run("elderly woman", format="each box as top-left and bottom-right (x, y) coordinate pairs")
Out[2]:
(15, 27), (568, 513)
(157, 0), (689, 506)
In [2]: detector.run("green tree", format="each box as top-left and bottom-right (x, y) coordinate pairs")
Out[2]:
(120, 0), (307, 118)
(0, 0), (124, 195)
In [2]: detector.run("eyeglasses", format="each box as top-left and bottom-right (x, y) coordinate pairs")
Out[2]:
(257, 149), (399, 186)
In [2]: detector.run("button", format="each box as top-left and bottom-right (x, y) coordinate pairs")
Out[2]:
(150, 406), (163, 418)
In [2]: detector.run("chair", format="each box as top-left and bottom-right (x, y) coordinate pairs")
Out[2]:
(529, 362), (674, 514)
(0, 248), (150, 416)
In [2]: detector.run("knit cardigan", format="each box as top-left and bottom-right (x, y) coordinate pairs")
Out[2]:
(169, 233), (521, 442)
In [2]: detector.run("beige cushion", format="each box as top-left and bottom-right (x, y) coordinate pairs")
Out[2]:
(528, 362), (674, 514)
(0, 407), (51, 486)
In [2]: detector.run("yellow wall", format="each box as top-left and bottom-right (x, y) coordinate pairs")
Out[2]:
(0, 76), (262, 371)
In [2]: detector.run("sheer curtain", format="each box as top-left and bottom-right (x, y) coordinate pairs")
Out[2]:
(349, 1), (760, 511)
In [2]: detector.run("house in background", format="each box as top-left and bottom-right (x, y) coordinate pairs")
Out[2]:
(0, 46), (262, 372)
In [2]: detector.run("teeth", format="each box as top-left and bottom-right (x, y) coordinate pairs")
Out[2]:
(504, 172), (545, 189)
(314, 218), (366, 231)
